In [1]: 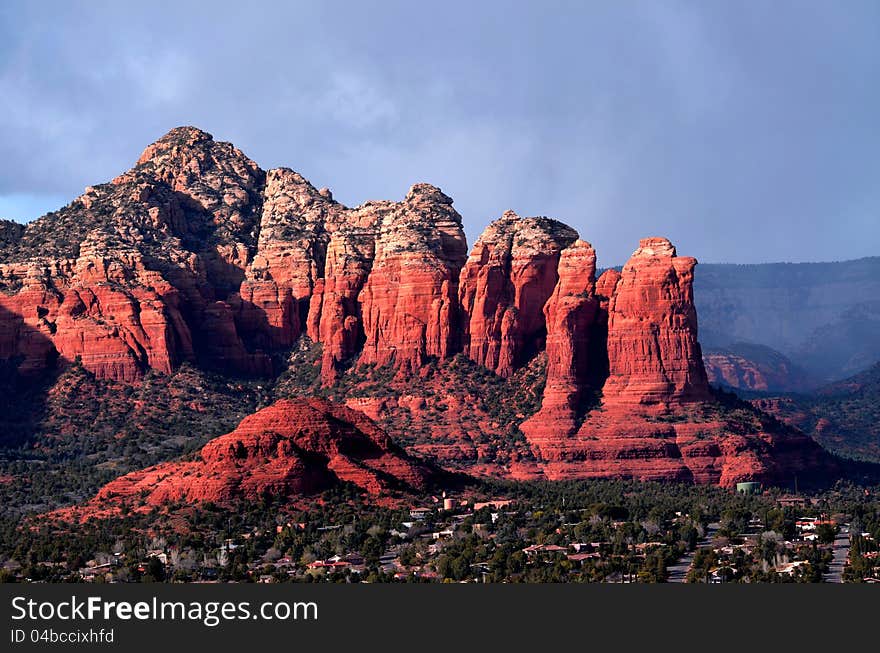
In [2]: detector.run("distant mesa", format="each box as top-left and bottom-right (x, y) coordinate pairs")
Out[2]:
(703, 342), (818, 393)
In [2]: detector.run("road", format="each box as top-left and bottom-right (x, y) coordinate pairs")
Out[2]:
(823, 527), (850, 584)
(667, 522), (720, 583)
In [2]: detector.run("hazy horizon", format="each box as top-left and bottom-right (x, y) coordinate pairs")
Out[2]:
(2, 1), (878, 267)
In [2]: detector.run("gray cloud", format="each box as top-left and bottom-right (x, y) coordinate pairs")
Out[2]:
(1, 0), (877, 265)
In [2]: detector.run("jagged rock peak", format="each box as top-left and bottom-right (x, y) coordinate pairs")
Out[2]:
(266, 166), (313, 187)
(135, 126), (216, 164)
(601, 236), (710, 407)
(261, 167), (341, 221)
(405, 183), (454, 206)
(130, 125), (263, 192)
(458, 211), (580, 377)
(475, 211), (580, 253)
(357, 181), (468, 372)
(632, 236), (677, 258)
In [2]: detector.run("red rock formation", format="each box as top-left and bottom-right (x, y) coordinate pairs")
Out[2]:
(235, 168), (340, 351)
(602, 237), (710, 407)
(517, 239), (831, 487)
(358, 184), (467, 374)
(595, 268), (621, 303)
(67, 398), (433, 514)
(0, 283), (59, 377)
(530, 407), (831, 487)
(459, 212), (578, 377)
(0, 128), (268, 381)
(703, 343), (817, 392)
(200, 301), (272, 376)
(521, 240), (599, 440)
(131, 126), (265, 246)
(0, 235), (198, 382)
(0, 128), (838, 492)
(311, 231), (375, 382)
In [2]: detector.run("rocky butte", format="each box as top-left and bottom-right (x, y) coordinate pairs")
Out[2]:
(53, 398), (437, 520)
(0, 127), (835, 507)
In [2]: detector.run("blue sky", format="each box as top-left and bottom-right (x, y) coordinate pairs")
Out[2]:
(1, 1), (878, 265)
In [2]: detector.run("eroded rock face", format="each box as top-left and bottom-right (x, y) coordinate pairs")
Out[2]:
(602, 237), (711, 407)
(703, 343), (817, 392)
(524, 394), (833, 487)
(459, 212), (578, 377)
(70, 398), (433, 513)
(358, 184), (468, 374)
(521, 239), (599, 441)
(310, 230), (375, 382)
(0, 127), (267, 381)
(1, 128), (837, 492)
(0, 282), (60, 377)
(518, 239), (832, 487)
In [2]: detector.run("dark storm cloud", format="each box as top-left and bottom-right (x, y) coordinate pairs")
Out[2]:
(1, 0), (878, 265)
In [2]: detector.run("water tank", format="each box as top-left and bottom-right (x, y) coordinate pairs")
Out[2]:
(736, 482), (762, 495)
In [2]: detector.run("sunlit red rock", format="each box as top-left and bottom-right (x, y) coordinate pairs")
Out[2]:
(358, 184), (468, 374)
(521, 239), (599, 441)
(311, 231), (375, 382)
(459, 212), (578, 377)
(602, 237), (711, 407)
(0, 128), (839, 492)
(55, 398), (434, 519)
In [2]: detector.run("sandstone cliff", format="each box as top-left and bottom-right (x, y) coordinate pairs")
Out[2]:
(459, 211), (578, 377)
(601, 237), (711, 407)
(520, 239), (599, 441)
(703, 342), (817, 392)
(358, 184), (468, 374)
(0, 127), (837, 492)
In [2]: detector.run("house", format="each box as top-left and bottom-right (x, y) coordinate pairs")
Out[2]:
(567, 552), (601, 562)
(571, 542), (603, 552)
(79, 563), (114, 582)
(775, 561), (809, 576)
(307, 559), (352, 572)
(146, 550), (168, 565)
(522, 544), (567, 556)
(708, 566), (737, 583)
(635, 542), (666, 552)
(341, 553), (365, 567)
(795, 518), (834, 532)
